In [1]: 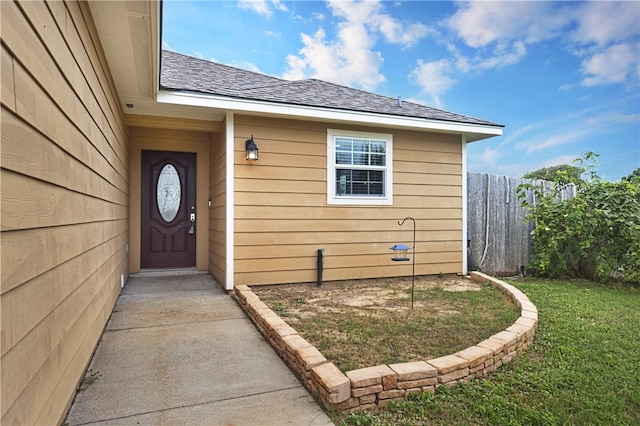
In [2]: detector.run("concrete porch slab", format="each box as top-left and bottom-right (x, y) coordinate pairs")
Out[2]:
(64, 272), (332, 426)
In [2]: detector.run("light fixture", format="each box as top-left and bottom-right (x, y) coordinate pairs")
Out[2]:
(245, 135), (259, 161)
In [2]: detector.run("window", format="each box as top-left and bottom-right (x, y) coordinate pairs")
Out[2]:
(327, 129), (393, 205)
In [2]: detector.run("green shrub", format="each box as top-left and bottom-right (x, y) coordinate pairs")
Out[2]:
(518, 153), (640, 284)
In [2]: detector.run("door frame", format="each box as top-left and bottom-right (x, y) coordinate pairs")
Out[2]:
(129, 125), (211, 273)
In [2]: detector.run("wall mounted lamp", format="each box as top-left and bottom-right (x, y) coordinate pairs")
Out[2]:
(245, 135), (259, 161)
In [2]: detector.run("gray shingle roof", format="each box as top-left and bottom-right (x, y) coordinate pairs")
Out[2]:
(160, 50), (502, 127)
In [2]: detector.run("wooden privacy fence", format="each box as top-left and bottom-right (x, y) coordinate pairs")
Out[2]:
(467, 173), (576, 276)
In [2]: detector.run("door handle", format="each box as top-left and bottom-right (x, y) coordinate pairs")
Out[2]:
(188, 210), (196, 235)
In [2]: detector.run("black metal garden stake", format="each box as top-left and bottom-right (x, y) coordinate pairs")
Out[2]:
(394, 217), (416, 310)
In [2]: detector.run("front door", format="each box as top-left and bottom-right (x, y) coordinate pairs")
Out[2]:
(141, 150), (197, 268)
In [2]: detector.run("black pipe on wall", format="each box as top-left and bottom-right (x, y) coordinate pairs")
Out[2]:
(317, 248), (324, 286)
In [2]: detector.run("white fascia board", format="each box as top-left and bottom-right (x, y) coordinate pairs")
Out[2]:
(157, 90), (503, 139)
(225, 112), (235, 291)
(461, 135), (468, 276)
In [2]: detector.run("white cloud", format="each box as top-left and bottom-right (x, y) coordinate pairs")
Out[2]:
(238, 0), (287, 17)
(283, 28), (385, 90)
(281, 0), (638, 101)
(327, 0), (428, 47)
(505, 99), (639, 158)
(476, 41), (527, 70)
(466, 144), (525, 177)
(522, 128), (594, 154)
(442, 1), (562, 78)
(371, 13), (429, 47)
(571, 1), (640, 46)
(283, 0), (429, 91)
(613, 113), (640, 125)
(420, 0), (640, 99)
(410, 39), (526, 100)
(480, 146), (499, 166)
(231, 61), (262, 74)
(571, 2), (640, 88)
(584, 111), (640, 127)
(446, 1), (567, 48)
(541, 154), (581, 168)
(466, 144), (510, 174)
(162, 41), (174, 51)
(581, 43), (639, 86)
(409, 59), (455, 107)
(409, 2), (559, 100)
(455, 56), (471, 73)
(468, 151), (581, 178)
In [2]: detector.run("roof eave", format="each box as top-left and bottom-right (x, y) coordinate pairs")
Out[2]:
(157, 90), (503, 141)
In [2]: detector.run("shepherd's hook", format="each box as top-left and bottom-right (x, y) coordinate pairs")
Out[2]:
(398, 217), (416, 310)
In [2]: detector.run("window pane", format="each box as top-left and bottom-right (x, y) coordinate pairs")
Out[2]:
(335, 138), (351, 151)
(335, 138), (386, 166)
(336, 152), (351, 164)
(366, 170), (384, 195)
(336, 169), (384, 196)
(352, 140), (367, 152)
(336, 170), (350, 195)
(370, 153), (385, 166)
(370, 141), (385, 154)
(370, 142), (385, 166)
(368, 181), (383, 194)
(353, 152), (367, 165)
(157, 164), (181, 222)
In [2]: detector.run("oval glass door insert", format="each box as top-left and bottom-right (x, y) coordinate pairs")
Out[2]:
(157, 164), (181, 222)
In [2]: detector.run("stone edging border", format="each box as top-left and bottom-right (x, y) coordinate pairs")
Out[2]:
(231, 271), (537, 413)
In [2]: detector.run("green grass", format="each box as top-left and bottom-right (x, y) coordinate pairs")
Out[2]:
(254, 277), (519, 372)
(336, 279), (640, 426)
(303, 282), (518, 372)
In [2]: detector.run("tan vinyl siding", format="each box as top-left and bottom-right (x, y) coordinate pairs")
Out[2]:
(1, 1), (128, 424)
(234, 115), (462, 286)
(209, 121), (227, 285)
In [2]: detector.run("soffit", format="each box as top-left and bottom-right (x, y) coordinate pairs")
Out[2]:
(88, 1), (225, 123)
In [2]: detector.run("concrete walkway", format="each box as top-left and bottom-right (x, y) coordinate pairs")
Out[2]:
(65, 271), (333, 425)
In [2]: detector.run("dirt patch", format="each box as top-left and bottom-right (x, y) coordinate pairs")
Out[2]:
(254, 276), (481, 313)
(252, 275), (519, 372)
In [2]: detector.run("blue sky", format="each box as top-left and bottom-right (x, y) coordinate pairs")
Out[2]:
(162, 0), (640, 181)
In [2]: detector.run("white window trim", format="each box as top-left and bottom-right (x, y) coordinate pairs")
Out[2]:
(327, 129), (393, 205)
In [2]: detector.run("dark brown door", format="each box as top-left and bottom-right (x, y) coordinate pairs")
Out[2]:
(141, 150), (196, 268)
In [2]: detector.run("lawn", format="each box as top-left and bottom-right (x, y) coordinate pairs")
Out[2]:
(337, 279), (640, 425)
(252, 276), (520, 372)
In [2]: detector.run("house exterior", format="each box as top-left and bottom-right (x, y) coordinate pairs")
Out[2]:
(0, 1), (503, 424)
